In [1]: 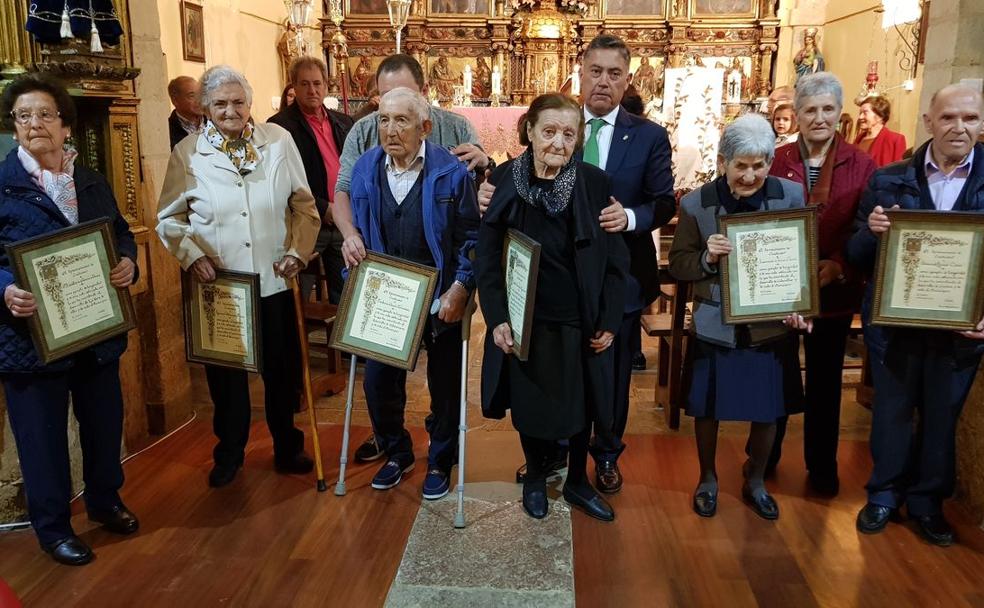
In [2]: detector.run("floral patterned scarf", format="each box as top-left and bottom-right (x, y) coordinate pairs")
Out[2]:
(511, 147), (578, 217)
(204, 119), (260, 175)
(18, 145), (79, 225)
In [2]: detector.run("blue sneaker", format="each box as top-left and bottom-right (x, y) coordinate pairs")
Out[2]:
(371, 457), (414, 490)
(422, 468), (451, 500)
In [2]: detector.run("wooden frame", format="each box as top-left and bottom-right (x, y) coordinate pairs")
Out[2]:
(719, 206), (820, 324)
(503, 229), (542, 362)
(872, 209), (984, 330)
(7, 219), (136, 364)
(182, 269), (263, 373)
(329, 251), (439, 371)
(180, 1), (206, 63)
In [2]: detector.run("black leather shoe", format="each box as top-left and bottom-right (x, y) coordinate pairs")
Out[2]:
(208, 462), (241, 488)
(275, 451), (314, 475)
(88, 504), (139, 535)
(807, 471), (840, 497)
(515, 450), (568, 484)
(692, 490), (718, 517)
(914, 513), (954, 547)
(563, 483), (615, 522)
(354, 434), (385, 463)
(856, 503), (897, 534)
(742, 484), (779, 520)
(42, 536), (93, 566)
(631, 352), (647, 371)
(595, 460), (623, 494)
(522, 480), (549, 519)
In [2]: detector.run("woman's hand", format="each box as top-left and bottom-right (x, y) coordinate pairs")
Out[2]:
(958, 316), (984, 340)
(492, 322), (514, 354)
(590, 330), (615, 353)
(868, 205), (898, 234)
(783, 314), (813, 333)
(191, 256), (217, 283)
(341, 233), (367, 268)
(4, 284), (36, 318)
(274, 255), (303, 280)
(110, 257), (136, 288)
(705, 234), (732, 265)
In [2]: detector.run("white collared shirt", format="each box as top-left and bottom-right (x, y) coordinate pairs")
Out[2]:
(385, 140), (426, 205)
(925, 146), (975, 211)
(583, 105), (636, 231)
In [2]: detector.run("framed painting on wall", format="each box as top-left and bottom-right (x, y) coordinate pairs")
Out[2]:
(180, 1), (205, 63)
(693, 0), (754, 16)
(606, 0), (665, 17)
(347, 0), (389, 14)
(428, 0), (492, 16)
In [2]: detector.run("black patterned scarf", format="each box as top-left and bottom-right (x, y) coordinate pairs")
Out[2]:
(511, 148), (578, 217)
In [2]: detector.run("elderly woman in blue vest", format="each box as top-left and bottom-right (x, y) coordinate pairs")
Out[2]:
(333, 87), (480, 500)
(669, 114), (809, 520)
(0, 74), (139, 566)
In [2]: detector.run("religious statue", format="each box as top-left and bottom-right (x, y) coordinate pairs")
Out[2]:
(794, 27), (825, 82)
(430, 56), (458, 100)
(726, 57), (749, 103)
(633, 56), (658, 103)
(539, 57), (558, 94)
(277, 20), (309, 86)
(473, 57), (492, 99)
(350, 56), (374, 97)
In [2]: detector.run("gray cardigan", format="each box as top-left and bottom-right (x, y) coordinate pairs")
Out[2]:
(669, 176), (805, 347)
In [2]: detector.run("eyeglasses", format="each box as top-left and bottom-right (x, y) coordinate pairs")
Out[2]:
(9, 108), (61, 125)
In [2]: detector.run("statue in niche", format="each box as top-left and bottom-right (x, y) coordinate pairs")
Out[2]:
(350, 56), (374, 97)
(794, 27), (826, 82)
(277, 20), (309, 85)
(633, 56), (658, 103)
(473, 57), (493, 98)
(430, 56), (458, 100)
(726, 57), (749, 102)
(539, 57), (558, 94)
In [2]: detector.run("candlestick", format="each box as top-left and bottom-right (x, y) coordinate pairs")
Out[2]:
(571, 64), (581, 96)
(491, 67), (501, 96)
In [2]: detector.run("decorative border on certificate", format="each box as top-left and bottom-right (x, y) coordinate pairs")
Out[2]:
(182, 269), (263, 373)
(719, 206), (820, 324)
(872, 209), (984, 330)
(329, 251), (439, 371)
(503, 229), (541, 361)
(7, 219), (137, 364)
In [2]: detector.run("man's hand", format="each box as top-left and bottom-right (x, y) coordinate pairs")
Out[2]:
(590, 330), (615, 353)
(868, 204), (898, 234)
(341, 233), (367, 268)
(274, 255), (303, 280)
(599, 196), (628, 233)
(452, 143), (489, 172)
(4, 284), (36, 318)
(478, 172), (496, 216)
(705, 234), (732, 265)
(191, 256), (217, 283)
(959, 316), (984, 340)
(110, 257), (136, 288)
(783, 313), (814, 333)
(492, 322), (514, 354)
(438, 281), (469, 323)
(818, 259), (843, 288)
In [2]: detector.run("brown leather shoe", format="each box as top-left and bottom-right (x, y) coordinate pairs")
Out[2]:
(595, 460), (623, 494)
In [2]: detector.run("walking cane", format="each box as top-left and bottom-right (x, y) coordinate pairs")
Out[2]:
(334, 353), (358, 496)
(290, 277), (328, 492)
(454, 291), (479, 529)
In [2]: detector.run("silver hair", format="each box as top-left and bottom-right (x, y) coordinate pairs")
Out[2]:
(199, 65), (254, 109)
(379, 87), (430, 125)
(718, 113), (777, 163)
(794, 72), (843, 111)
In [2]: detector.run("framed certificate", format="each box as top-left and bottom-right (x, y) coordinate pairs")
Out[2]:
(719, 207), (820, 324)
(503, 229), (541, 361)
(329, 252), (439, 371)
(872, 210), (984, 330)
(7, 219), (136, 363)
(182, 269), (263, 373)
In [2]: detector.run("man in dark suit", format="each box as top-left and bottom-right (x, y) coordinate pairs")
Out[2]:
(167, 76), (204, 150)
(269, 57), (354, 302)
(478, 34), (676, 493)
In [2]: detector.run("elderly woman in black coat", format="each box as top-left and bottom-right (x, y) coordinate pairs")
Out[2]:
(475, 93), (629, 521)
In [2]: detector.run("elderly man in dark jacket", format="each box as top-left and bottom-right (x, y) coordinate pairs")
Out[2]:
(849, 84), (984, 547)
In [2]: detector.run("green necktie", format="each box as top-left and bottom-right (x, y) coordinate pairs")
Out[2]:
(583, 118), (606, 167)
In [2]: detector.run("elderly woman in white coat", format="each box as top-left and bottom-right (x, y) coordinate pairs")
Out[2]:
(157, 65), (320, 488)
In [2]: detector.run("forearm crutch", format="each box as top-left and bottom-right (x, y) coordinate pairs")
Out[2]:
(290, 277), (328, 492)
(334, 353), (358, 496)
(454, 292), (479, 529)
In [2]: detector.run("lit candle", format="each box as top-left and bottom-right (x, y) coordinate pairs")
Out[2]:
(571, 64), (581, 96)
(463, 65), (473, 94)
(492, 67), (501, 96)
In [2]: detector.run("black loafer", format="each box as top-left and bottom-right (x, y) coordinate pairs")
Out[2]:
(692, 490), (718, 517)
(856, 503), (897, 534)
(742, 484), (779, 520)
(208, 462), (241, 488)
(563, 483), (615, 522)
(595, 460), (623, 494)
(42, 536), (93, 566)
(354, 434), (385, 463)
(914, 513), (954, 547)
(522, 480), (549, 519)
(88, 504), (140, 535)
(275, 451), (314, 475)
(631, 352), (647, 371)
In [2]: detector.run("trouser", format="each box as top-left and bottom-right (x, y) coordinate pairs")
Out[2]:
(521, 426), (590, 486)
(590, 309), (639, 463)
(764, 315), (851, 474)
(2, 357), (125, 546)
(204, 290), (304, 467)
(865, 348), (980, 516)
(364, 321), (462, 470)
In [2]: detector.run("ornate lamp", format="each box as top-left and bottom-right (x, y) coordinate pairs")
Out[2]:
(386, 0), (412, 54)
(285, 0), (314, 56)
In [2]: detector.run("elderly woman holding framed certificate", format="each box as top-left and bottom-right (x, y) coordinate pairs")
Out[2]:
(0, 74), (139, 565)
(670, 114), (811, 521)
(157, 65), (320, 489)
(475, 93), (629, 522)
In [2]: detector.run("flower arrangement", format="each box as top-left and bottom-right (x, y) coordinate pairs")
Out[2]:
(558, 0), (588, 15)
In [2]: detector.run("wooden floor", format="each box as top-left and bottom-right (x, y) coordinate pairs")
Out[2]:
(1, 418), (984, 607)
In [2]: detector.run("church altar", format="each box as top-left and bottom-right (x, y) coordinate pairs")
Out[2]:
(452, 106), (528, 162)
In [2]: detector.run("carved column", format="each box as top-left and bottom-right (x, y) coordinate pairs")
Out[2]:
(0, 0), (32, 79)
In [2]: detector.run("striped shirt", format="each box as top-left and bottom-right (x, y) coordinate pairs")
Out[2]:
(807, 165), (822, 189)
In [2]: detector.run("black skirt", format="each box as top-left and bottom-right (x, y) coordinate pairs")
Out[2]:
(507, 322), (585, 440)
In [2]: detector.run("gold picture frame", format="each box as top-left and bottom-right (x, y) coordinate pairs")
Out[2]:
(502, 229), (541, 361)
(180, 1), (205, 63)
(182, 269), (263, 373)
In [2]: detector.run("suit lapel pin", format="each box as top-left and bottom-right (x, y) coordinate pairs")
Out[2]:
(622, 135), (629, 141)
